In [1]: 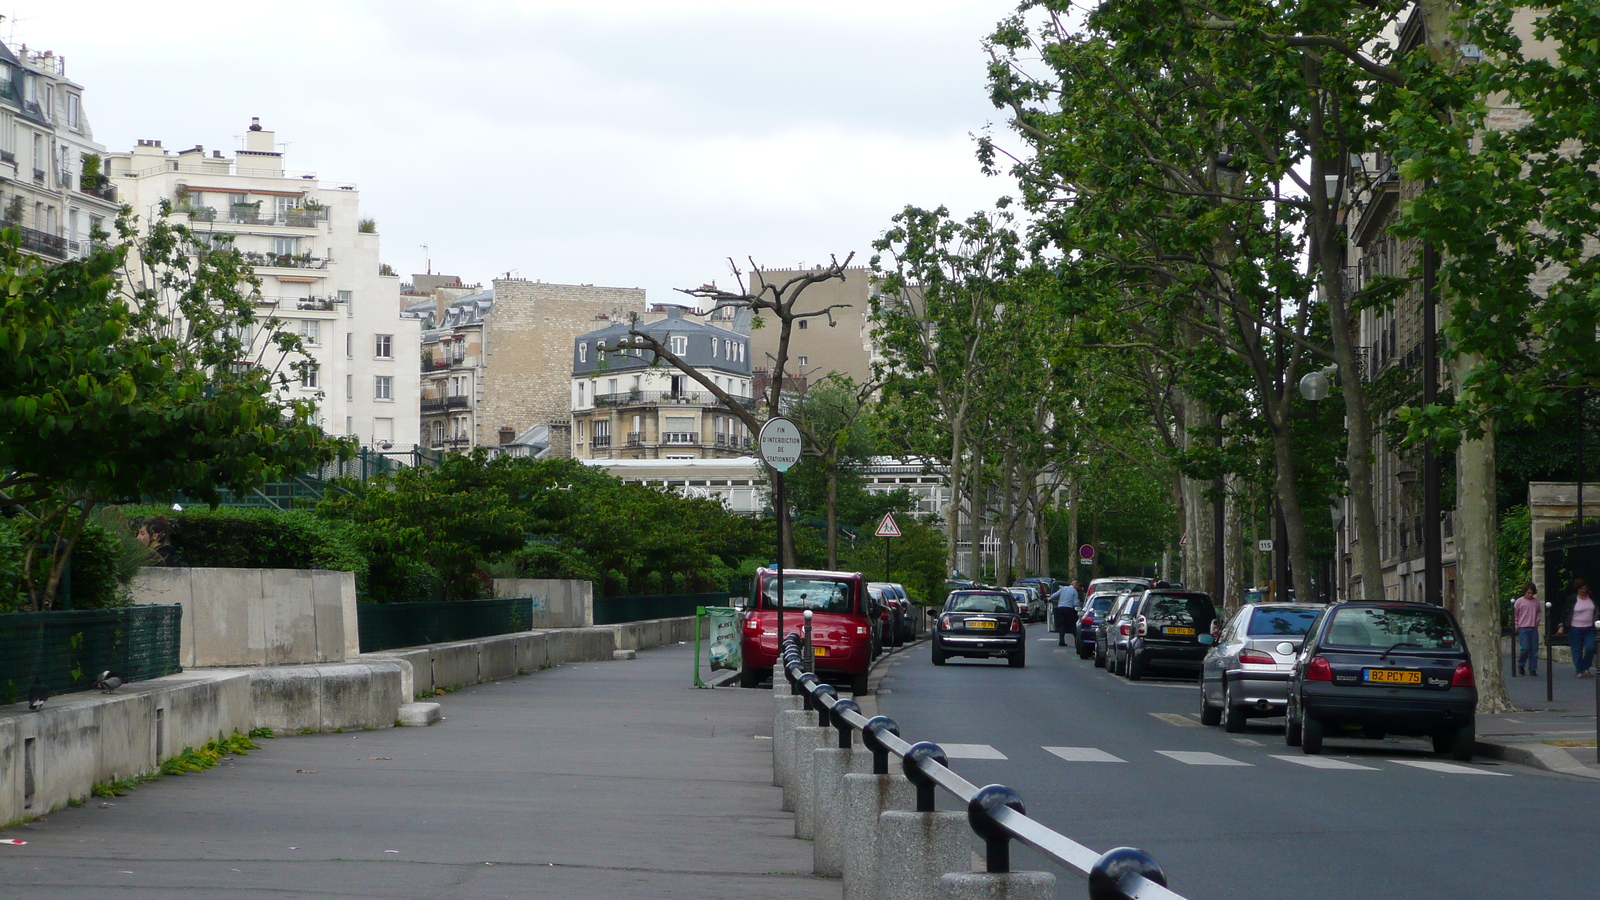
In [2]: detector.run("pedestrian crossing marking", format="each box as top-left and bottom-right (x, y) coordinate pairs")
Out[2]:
(1150, 712), (1201, 727)
(1389, 759), (1511, 776)
(1271, 755), (1378, 770)
(1044, 746), (1126, 763)
(1157, 750), (1252, 766)
(1231, 738), (1263, 746)
(940, 743), (1007, 760)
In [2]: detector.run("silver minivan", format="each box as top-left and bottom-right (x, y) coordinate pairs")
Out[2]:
(1198, 603), (1323, 731)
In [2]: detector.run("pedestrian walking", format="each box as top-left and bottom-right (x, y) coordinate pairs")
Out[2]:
(1052, 580), (1081, 647)
(1512, 582), (1541, 677)
(1557, 578), (1597, 677)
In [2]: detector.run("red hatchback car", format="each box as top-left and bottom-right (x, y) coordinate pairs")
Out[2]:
(739, 567), (874, 694)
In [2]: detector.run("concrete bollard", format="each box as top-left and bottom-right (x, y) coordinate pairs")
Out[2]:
(937, 872), (1057, 900)
(776, 708), (809, 811)
(792, 725), (833, 840)
(811, 738), (865, 876)
(842, 772), (916, 900)
(773, 694), (803, 787)
(877, 810), (970, 900)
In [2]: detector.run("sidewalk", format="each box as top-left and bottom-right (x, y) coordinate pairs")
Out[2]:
(0, 642), (837, 899)
(1476, 636), (1600, 779)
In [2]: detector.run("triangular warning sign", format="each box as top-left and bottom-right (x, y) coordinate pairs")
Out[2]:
(875, 513), (902, 538)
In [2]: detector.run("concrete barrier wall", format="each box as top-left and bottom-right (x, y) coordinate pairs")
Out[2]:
(131, 568), (359, 667)
(492, 579), (593, 627)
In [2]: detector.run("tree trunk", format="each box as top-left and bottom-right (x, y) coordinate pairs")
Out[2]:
(826, 460), (839, 570)
(1270, 422), (1316, 601)
(1456, 357), (1511, 712)
(1224, 474), (1245, 614)
(1038, 496), (1052, 579)
(999, 443), (1016, 586)
(1322, 239), (1387, 598)
(968, 440), (985, 580)
(945, 423), (965, 578)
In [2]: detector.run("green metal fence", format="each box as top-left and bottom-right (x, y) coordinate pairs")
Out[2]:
(594, 592), (730, 625)
(0, 605), (183, 702)
(357, 597), (535, 652)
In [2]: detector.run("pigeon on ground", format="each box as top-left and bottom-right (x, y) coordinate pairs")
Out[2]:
(97, 671), (125, 693)
(27, 677), (47, 711)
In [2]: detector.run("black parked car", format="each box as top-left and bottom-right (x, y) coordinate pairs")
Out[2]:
(932, 589), (1026, 667)
(1286, 600), (1478, 760)
(1122, 590), (1219, 681)
(1074, 592), (1119, 660)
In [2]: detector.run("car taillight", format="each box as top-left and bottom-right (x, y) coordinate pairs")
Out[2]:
(938, 615), (952, 632)
(1137, 616), (1148, 636)
(1119, 623), (1131, 636)
(1238, 649), (1275, 665)
(745, 618), (760, 631)
(1306, 656), (1333, 681)
(1080, 614), (1094, 627)
(1009, 617), (1021, 633)
(1452, 661), (1475, 687)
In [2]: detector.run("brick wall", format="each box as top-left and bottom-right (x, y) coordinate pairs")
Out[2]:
(478, 279), (646, 454)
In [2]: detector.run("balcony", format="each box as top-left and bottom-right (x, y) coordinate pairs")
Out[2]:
(214, 206), (328, 228)
(592, 389), (757, 410)
(626, 432), (643, 447)
(662, 432), (700, 446)
(80, 177), (118, 203)
(5, 223), (68, 260)
(241, 251), (332, 270)
(592, 434), (612, 449)
(420, 395), (471, 413)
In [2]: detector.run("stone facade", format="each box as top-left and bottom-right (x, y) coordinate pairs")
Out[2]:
(747, 266), (879, 387)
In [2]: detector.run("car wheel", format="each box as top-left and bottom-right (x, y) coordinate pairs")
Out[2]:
(1199, 677), (1222, 727)
(739, 667), (762, 689)
(1301, 715), (1324, 755)
(1126, 652), (1143, 681)
(932, 646), (947, 666)
(1009, 649), (1026, 668)
(850, 671), (870, 695)
(1094, 646), (1106, 669)
(1450, 722), (1476, 761)
(1285, 705), (1303, 747)
(1222, 682), (1247, 733)
(1076, 640), (1092, 660)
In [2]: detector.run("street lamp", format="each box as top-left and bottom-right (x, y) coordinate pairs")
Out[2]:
(1297, 365), (1337, 402)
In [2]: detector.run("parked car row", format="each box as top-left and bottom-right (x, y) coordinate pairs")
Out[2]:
(736, 568), (923, 694)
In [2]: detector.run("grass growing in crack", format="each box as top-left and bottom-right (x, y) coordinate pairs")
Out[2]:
(248, 726), (275, 739)
(160, 731), (259, 776)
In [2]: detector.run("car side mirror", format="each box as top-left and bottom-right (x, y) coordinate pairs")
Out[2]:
(1197, 634), (1215, 646)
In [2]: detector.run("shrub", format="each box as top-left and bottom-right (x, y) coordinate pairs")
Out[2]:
(122, 505), (369, 595)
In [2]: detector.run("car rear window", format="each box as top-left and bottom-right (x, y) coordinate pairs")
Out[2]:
(949, 593), (1012, 614)
(1324, 606), (1460, 650)
(762, 576), (855, 613)
(1144, 594), (1216, 626)
(1247, 607), (1320, 637)
(1089, 596), (1116, 614)
(1095, 581), (1146, 595)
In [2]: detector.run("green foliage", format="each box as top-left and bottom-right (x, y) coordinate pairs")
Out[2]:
(160, 731), (258, 776)
(1499, 505), (1532, 620)
(839, 515), (947, 606)
(248, 726), (275, 739)
(122, 504), (369, 591)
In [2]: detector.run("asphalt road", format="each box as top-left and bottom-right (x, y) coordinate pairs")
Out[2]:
(877, 629), (1595, 900)
(0, 645), (835, 900)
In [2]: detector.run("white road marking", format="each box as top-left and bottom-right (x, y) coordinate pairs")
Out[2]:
(1231, 738), (1264, 746)
(940, 743), (1008, 760)
(1157, 750), (1253, 766)
(1044, 746), (1126, 763)
(1389, 759), (1511, 776)
(1150, 712), (1201, 727)
(1270, 754), (1378, 770)
(753, 735), (773, 740)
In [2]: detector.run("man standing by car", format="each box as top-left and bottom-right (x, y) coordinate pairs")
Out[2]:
(1053, 580), (1081, 646)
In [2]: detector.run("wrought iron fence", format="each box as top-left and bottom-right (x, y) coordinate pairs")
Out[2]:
(0, 605), (183, 700)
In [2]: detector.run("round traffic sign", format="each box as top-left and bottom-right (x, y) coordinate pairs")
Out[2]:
(757, 416), (803, 472)
(1079, 544), (1095, 561)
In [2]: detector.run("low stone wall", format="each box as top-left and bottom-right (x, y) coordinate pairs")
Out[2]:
(492, 579), (593, 628)
(367, 616), (704, 696)
(131, 568), (359, 667)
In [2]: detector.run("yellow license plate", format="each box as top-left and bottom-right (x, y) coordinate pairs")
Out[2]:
(811, 646), (828, 657)
(1365, 668), (1421, 685)
(968, 620), (997, 630)
(1165, 626), (1196, 636)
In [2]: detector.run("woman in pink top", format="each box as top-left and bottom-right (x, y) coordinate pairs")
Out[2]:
(1558, 578), (1597, 676)
(1512, 583), (1541, 676)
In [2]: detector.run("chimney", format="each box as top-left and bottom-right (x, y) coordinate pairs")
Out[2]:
(243, 118), (276, 154)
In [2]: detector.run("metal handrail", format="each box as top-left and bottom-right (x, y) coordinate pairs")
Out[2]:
(778, 635), (1186, 900)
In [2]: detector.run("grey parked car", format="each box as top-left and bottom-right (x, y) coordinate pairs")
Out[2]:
(1100, 591), (1143, 675)
(1199, 603), (1323, 731)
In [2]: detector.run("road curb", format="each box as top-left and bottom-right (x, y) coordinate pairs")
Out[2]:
(1476, 738), (1600, 780)
(868, 635), (929, 693)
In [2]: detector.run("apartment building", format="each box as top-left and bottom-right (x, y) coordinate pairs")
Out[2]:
(0, 41), (118, 261)
(746, 266), (880, 388)
(571, 306), (755, 460)
(417, 277), (647, 455)
(104, 119), (421, 450)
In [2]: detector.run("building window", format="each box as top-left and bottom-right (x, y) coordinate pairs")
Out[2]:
(798, 319), (808, 330)
(669, 335), (688, 355)
(345, 374), (353, 400)
(301, 320), (320, 346)
(345, 332), (352, 357)
(736, 343), (745, 362)
(375, 334), (393, 359)
(432, 421), (445, 446)
(797, 356), (808, 368)
(711, 338), (718, 358)
(303, 364), (319, 389)
(273, 236), (299, 257)
(577, 382), (586, 406)
(374, 375), (392, 400)
(578, 342), (587, 363)
(608, 377), (617, 396)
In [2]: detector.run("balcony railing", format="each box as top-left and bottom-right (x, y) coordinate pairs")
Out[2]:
(201, 206), (329, 228)
(592, 389), (756, 410)
(80, 175), (117, 203)
(421, 396), (471, 413)
(240, 251), (332, 270)
(713, 435), (752, 449)
(662, 432), (699, 445)
(626, 432), (643, 447)
(5, 223), (68, 259)
(592, 434), (612, 449)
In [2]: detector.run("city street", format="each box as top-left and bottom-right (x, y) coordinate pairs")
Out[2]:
(877, 630), (1595, 900)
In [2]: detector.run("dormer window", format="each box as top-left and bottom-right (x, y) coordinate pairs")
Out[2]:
(578, 342), (587, 363)
(669, 335), (688, 355)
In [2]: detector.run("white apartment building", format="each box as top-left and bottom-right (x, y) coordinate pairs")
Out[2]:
(104, 119), (421, 450)
(0, 41), (119, 261)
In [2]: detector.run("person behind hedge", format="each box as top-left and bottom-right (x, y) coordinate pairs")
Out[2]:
(1512, 582), (1541, 677)
(1556, 578), (1597, 677)
(135, 516), (175, 566)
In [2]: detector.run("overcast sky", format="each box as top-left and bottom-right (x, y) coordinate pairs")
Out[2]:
(12, 0), (1017, 301)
